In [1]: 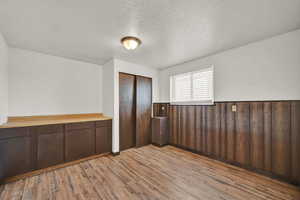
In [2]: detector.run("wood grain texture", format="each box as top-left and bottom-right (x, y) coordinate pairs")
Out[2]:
(272, 102), (291, 177)
(195, 106), (203, 153)
(136, 76), (152, 147)
(96, 126), (112, 154)
(36, 130), (64, 169)
(250, 102), (265, 170)
(65, 128), (95, 162)
(235, 103), (250, 166)
(151, 117), (168, 146)
(119, 73), (136, 151)
(0, 120), (112, 182)
(226, 103), (235, 162)
(153, 103), (169, 117)
(1, 113), (111, 129)
(291, 101), (300, 183)
(219, 103), (227, 160)
(0, 128), (33, 180)
(1, 145), (299, 200)
(206, 105), (215, 156)
(160, 100), (300, 185)
(263, 102), (272, 172)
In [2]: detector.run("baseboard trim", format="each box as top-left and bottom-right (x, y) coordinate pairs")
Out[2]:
(112, 151), (120, 156)
(169, 144), (300, 187)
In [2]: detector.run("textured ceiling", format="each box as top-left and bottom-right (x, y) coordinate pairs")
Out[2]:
(0, 0), (300, 69)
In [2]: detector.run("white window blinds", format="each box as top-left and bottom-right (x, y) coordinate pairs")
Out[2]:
(170, 67), (214, 105)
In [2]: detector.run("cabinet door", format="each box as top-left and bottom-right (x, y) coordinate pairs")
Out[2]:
(65, 129), (95, 162)
(36, 125), (64, 169)
(0, 128), (33, 179)
(96, 127), (112, 154)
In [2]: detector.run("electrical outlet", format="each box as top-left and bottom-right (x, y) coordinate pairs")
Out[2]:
(232, 105), (237, 112)
(161, 106), (165, 111)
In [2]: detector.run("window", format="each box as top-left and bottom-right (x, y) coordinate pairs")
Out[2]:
(170, 67), (214, 105)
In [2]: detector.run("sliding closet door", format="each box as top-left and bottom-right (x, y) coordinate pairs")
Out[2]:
(136, 76), (152, 147)
(119, 73), (136, 151)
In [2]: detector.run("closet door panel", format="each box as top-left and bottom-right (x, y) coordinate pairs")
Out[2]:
(136, 76), (152, 147)
(119, 73), (136, 151)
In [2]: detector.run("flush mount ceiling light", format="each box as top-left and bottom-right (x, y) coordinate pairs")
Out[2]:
(121, 36), (142, 50)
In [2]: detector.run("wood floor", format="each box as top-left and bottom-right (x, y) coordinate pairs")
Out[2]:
(1, 145), (299, 200)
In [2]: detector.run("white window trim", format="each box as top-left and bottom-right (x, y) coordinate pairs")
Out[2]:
(170, 66), (214, 105)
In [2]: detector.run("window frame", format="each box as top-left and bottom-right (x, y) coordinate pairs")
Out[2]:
(170, 66), (214, 105)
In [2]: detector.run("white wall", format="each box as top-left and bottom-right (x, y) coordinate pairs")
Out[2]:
(8, 48), (103, 116)
(159, 29), (300, 102)
(0, 32), (8, 124)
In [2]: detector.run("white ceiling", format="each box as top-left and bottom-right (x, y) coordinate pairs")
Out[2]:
(0, 0), (300, 69)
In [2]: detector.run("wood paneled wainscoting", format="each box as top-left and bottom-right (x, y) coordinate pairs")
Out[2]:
(153, 101), (300, 185)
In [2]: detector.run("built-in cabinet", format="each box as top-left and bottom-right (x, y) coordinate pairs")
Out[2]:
(0, 120), (112, 181)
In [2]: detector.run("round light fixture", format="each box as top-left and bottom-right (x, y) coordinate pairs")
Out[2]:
(121, 36), (141, 50)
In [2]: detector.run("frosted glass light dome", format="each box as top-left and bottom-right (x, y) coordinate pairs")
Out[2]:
(121, 36), (141, 50)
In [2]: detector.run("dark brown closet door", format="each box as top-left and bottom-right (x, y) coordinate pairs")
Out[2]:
(136, 76), (152, 147)
(119, 73), (136, 151)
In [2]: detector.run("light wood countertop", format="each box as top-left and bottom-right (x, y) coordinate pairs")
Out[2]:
(0, 113), (112, 129)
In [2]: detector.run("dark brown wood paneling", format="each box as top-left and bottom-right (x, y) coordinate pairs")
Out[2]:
(96, 126), (112, 154)
(272, 102), (291, 178)
(136, 75), (152, 147)
(177, 106), (181, 146)
(263, 102), (272, 172)
(153, 103), (160, 117)
(235, 103), (250, 166)
(153, 103), (169, 117)
(36, 125), (64, 169)
(172, 106), (179, 145)
(195, 106), (203, 153)
(157, 100), (300, 185)
(213, 104), (221, 157)
(219, 103), (227, 160)
(186, 106), (196, 150)
(65, 128), (95, 162)
(168, 106), (173, 144)
(226, 103), (235, 162)
(291, 101), (300, 183)
(0, 128), (33, 179)
(180, 106), (187, 148)
(202, 106), (208, 154)
(250, 102), (264, 170)
(206, 105), (215, 156)
(119, 73), (136, 151)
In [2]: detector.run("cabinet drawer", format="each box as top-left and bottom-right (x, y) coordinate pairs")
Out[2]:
(0, 127), (29, 139)
(65, 122), (95, 131)
(36, 124), (64, 135)
(95, 120), (112, 127)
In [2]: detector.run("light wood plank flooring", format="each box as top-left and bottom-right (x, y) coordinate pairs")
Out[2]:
(1, 145), (299, 200)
